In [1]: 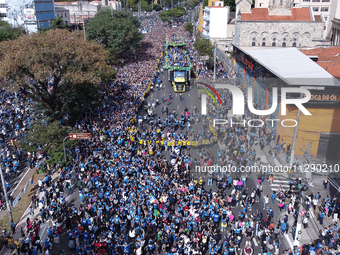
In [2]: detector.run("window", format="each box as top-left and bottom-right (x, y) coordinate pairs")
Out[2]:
(252, 37), (256, 41)
(65, 13), (67, 17)
(0, 3), (6, 8)
(294, 38), (297, 41)
(324, 26), (326, 30)
(65, 21), (68, 24)
(283, 38), (286, 41)
(252, 42), (256, 46)
(259, 3), (264, 7)
(282, 42), (286, 47)
(312, 7), (319, 12)
(273, 38), (276, 41)
(263, 38), (266, 41)
(292, 42), (296, 47)
(312, 0), (320, 2)
(272, 42), (276, 46)
(57, 14), (59, 18)
(262, 42), (266, 46)
(302, 0), (310, 2)
(320, 7), (329, 12)
(322, 0), (330, 2)
(0, 13), (7, 17)
(280, 0), (283, 5)
(324, 16), (328, 21)
(272, 0), (275, 5)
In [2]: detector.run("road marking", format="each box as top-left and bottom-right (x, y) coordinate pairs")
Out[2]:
(177, 105), (179, 109)
(285, 233), (294, 249)
(151, 95), (153, 99)
(253, 238), (258, 246)
(188, 93), (190, 97)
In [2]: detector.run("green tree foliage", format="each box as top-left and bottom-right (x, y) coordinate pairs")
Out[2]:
(86, 9), (144, 60)
(152, 4), (163, 11)
(184, 22), (193, 33)
(224, 0), (236, 11)
(19, 121), (78, 165)
(50, 17), (70, 30)
(159, 6), (186, 22)
(0, 21), (26, 42)
(183, 0), (200, 9)
(194, 38), (214, 56)
(203, 0), (208, 8)
(0, 29), (115, 123)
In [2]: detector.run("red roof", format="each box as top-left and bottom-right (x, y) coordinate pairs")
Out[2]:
(300, 47), (340, 78)
(241, 8), (312, 21)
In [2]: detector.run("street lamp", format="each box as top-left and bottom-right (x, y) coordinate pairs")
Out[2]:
(0, 161), (13, 223)
(63, 136), (68, 162)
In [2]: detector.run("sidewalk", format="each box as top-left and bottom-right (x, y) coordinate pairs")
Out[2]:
(1, 169), (67, 255)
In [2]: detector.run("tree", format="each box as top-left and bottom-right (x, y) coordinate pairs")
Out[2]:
(159, 6), (186, 22)
(194, 38), (214, 56)
(0, 21), (26, 42)
(184, 22), (193, 33)
(0, 29), (115, 123)
(86, 9), (144, 60)
(19, 121), (78, 166)
(50, 17), (70, 30)
(183, 0), (200, 9)
(224, 0), (236, 11)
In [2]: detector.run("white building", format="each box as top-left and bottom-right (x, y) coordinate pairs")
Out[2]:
(202, 1), (230, 40)
(0, 0), (8, 22)
(55, 7), (70, 25)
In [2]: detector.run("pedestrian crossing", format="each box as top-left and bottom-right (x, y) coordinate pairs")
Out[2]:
(270, 178), (298, 193)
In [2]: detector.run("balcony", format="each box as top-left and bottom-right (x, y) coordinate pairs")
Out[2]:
(203, 7), (210, 12)
(203, 24), (210, 30)
(203, 15), (210, 21)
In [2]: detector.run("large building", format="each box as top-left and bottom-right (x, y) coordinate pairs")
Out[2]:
(55, 7), (70, 25)
(232, 45), (340, 160)
(35, 0), (55, 29)
(202, 0), (231, 40)
(55, 1), (101, 24)
(291, 0), (339, 39)
(233, 0), (325, 48)
(0, 0), (8, 22)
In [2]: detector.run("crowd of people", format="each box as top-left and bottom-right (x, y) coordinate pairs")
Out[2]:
(4, 14), (340, 255)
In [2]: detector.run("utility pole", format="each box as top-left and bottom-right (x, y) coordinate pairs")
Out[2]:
(290, 108), (301, 166)
(63, 136), (68, 162)
(0, 164), (13, 223)
(213, 41), (217, 81)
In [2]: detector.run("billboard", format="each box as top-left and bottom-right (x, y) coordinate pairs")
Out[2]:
(6, 0), (37, 33)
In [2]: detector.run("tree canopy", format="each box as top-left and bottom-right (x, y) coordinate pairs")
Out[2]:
(184, 22), (193, 33)
(194, 38), (214, 56)
(0, 21), (26, 42)
(159, 6), (186, 22)
(19, 121), (78, 166)
(183, 0), (200, 9)
(86, 9), (144, 60)
(0, 29), (115, 123)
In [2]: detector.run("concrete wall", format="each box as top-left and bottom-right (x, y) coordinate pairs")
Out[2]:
(55, 9), (71, 24)
(234, 21), (324, 47)
(210, 7), (229, 39)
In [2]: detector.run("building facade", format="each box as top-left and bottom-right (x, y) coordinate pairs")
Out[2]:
(0, 0), (8, 22)
(55, 7), (70, 25)
(291, 0), (339, 39)
(233, 0), (325, 47)
(55, 1), (101, 24)
(34, 0), (55, 29)
(232, 45), (340, 160)
(202, 1), (230, 40)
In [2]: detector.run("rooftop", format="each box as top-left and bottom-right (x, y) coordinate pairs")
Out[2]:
(300, 47), (340, 78)
(238, 47), (340, 86)
(241, 8), (312, 21)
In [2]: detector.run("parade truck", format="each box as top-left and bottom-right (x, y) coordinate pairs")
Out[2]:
(164, 34), (193, 93)
(168, 69), (190, 92)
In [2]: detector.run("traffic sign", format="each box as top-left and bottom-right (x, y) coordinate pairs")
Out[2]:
(299, 211), (305, 216)
(69, 133), (91, 140)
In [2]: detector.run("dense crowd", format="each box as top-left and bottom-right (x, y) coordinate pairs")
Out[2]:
(4, 14), (340, 255)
